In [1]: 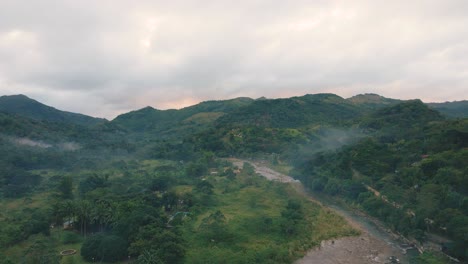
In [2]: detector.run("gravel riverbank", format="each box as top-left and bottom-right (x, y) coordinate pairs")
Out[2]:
(229, 159), (410, 264)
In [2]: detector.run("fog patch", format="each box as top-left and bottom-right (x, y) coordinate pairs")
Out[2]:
(9, 136), (81, 151)
(14, 137), (52, 148)
(58, 142), (81, 151)
(298, 128), (364, 157)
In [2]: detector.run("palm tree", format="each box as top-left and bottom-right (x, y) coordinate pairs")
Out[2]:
(76, 200), (92, 236)
(63, 200), (75, 227)
(91, 200), (115, 232)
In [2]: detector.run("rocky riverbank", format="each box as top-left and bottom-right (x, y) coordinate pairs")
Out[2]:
(229, 159), (412, 264)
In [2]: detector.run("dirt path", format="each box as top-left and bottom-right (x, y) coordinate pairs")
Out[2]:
(229, 159), (410, 264)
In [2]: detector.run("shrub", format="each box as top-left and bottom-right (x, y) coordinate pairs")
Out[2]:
(81, 233), (128, 263)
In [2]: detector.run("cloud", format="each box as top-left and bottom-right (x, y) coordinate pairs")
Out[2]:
(0, 0), (467, 118)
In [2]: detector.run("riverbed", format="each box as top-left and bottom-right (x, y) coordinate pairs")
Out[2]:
(296, 189), (413, 264)
(229, 159), (413, 264)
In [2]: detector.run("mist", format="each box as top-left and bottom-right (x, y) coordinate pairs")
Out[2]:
(10, 137), (81, 151)
(293, 128), (364, 161)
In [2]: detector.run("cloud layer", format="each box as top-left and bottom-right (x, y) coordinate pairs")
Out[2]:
(1, 0), (467, 118)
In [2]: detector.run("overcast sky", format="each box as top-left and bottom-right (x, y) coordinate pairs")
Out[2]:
(0, 1), (467, 119)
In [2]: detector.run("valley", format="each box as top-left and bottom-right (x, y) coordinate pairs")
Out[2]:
(0, 93), (466, 263)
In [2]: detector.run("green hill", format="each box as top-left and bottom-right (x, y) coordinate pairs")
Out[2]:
(427, 100), (468, 118)
(0, 94), (107, 126)
(111, 97), (254, 138)
(215, 93), (362, 128)
(293, 101), (467, 260)
(360, 99), (444, 133)
(347, 93), (401, 110)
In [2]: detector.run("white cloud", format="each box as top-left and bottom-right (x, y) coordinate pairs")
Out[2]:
(0, 0), (467, 118)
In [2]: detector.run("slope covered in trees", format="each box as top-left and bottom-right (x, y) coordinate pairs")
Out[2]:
(427, 100), (468, 118)
(292, 101), (468, 261)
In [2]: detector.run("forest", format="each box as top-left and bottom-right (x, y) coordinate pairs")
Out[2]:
(0, 93), (467, 263)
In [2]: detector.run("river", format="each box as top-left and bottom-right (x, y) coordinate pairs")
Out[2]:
(229, 159), (416, 264)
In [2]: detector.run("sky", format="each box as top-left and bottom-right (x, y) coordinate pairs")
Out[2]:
(0, 0), (467, 119)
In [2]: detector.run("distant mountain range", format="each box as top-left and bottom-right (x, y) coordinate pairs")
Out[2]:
(0, 93), (467, 135)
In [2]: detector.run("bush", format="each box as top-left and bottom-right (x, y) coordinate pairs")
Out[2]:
(81, 233), (128, 263)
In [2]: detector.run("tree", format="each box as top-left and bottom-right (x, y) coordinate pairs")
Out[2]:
(195, 180), (214, 195)
(129, 224), (185, 264)
(137, 250), (164, 264)
(24, 210), (50, 236)
(81, 233), (128, 263)
(58, 176), (73, 199)
(78, 174), (108, 195)
(162, 191), (178, 212)
(99, 235), (128, 262)
(81, 233), (103, 262)
(76, 200), (92, 236)
(91, 200), (114, 232)
(199, 210), (234, 244)
(185, 161), (207, 177)
(150, 175), (171, 192)
(280, 200), (304, 235)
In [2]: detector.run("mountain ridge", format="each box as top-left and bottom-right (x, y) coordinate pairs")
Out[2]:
(0, 94), (107, 126)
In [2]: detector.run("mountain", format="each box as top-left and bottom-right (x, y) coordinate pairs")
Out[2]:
(185, 94), (367, 157)
(360, 99), (444, 132)
(0, 94), (107, 126)
(215, 93), (362, 128)
(427, 100), (468, 118)
(293, 101), (467, 260)
(347, 93), (401, 110)
(111, 97), (254, 138)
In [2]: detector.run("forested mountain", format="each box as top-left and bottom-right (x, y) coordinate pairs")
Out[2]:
(0, 94), (107, 126)
(292, 101), (467, 260)
(427, 100), (468, 118)
(347, 93), (401, 110)
(111, 97), (254, 138)
(0, 93), (466, 263)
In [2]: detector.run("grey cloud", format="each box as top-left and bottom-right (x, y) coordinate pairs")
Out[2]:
(0, 0), (467, 118)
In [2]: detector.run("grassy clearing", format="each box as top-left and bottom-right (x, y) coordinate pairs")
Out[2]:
(0, 191), (51, 212)
(183, 172), (358, 263)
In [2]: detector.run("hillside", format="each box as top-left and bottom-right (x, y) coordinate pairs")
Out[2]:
(292, 101), (467, 261)
(111, 97), (254, 138)
(427, 100), (468, 118)
(0, 94), (107, 126)
(359, 99), (445, 135)
(215, 93), (362, 128)
(347, 93), (401, 110)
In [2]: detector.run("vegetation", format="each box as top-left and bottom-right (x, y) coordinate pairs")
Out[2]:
(293, 102), (468, 261)
(0, 157), (356, 263)
(0, 93), (466, 263)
